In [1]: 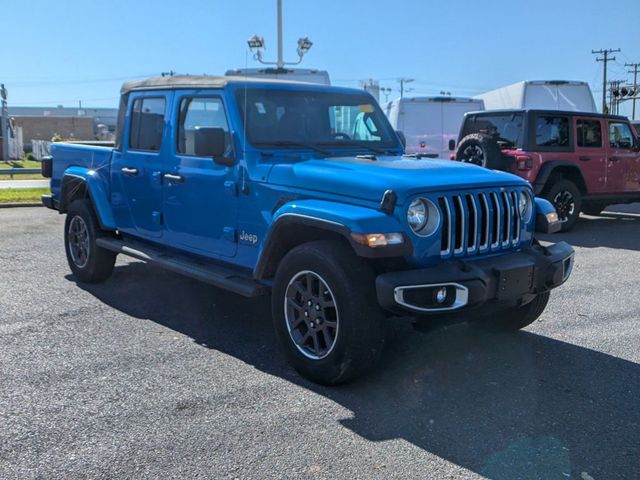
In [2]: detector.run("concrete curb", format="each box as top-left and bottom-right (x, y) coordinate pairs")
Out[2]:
(0, 202), (43, 208)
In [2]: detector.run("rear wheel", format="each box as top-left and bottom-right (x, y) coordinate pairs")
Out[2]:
(64, 199), (116, 283)
(272, 240), (385, 385)
(543, 179), (582, 232)
(473, 292), (551, 331)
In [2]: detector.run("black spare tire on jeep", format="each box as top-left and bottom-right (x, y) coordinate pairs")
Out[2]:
(455, 133), (505, 170)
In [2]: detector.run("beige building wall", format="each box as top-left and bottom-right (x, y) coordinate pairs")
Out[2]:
(12, 116), (95, 142)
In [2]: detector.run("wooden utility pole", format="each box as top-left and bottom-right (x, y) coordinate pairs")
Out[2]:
(625, 62), (639, 120)
(592, 48), (621, 113)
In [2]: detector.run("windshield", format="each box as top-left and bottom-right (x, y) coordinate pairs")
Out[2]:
(462, 113), (524, 148)
(235, 88), (399, 152)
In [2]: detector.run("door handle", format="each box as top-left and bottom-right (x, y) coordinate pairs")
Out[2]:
(163, 173), (184, 184)
(121, 167), (138, 176)
(609, 156), (623, 162)
(579, 156), (591, 161)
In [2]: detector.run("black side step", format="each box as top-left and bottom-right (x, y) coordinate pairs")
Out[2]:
(96, 237), (269, 298)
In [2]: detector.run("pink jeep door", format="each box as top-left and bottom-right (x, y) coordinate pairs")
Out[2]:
(574, 117), (608, 193)
(606, 120), (640, 192)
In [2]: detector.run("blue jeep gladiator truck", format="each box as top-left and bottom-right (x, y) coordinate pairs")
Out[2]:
(41, 76), (574, 384)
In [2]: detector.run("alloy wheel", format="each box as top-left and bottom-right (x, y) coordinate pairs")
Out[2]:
(553, 190), (575, 222)
(284, 270), (339, 360)
(68, 216), (90, 268)
(462, 145), (485, 166)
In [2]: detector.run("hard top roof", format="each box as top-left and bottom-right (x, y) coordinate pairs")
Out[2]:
(466, 109), (628, 121)
(120, 75), (320, 95)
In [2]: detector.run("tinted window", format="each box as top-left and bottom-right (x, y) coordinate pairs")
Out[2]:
(235, 88), (398, 149)
(462, 114), (524, 148)
(177, 97), (230, 156)
(129, 97), (165, 151)
(535, 115), (569, 147)
(609, 122), (634, 149)
(577, 119), (602, 148)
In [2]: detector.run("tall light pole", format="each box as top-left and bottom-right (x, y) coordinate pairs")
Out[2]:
(248, 0), (313, 69)
(276, 0), (283, 68)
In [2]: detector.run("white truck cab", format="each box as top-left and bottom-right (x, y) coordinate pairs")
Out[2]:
(384, 96), (484, 158)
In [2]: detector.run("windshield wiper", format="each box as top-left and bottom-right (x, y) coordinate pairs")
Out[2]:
(317, 141), (389, 155)
(253, 140), (330, 155)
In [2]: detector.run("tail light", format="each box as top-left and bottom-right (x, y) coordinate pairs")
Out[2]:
(516, 155), (533, 170)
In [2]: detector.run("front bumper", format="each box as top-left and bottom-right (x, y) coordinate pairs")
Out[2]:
(376, 241), (574, 315)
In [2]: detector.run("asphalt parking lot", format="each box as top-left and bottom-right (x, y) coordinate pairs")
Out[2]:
(1, 207), (639, 479)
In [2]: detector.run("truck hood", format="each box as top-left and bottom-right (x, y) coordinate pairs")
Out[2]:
(267, 156), (528, 203)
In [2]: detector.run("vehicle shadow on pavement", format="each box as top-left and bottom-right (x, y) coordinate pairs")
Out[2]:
(539, 212), (640, 251)
(73, 262), (640, 480)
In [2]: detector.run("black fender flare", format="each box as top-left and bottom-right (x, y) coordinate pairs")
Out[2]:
(532, 161), (587, 195)
(253, 214), (412, 279)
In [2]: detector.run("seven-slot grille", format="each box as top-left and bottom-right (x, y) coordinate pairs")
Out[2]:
(438, 189), (523, 258)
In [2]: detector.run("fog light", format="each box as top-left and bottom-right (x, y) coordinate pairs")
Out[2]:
(546, 211), (559, 223)
(435, 287), (447, 304)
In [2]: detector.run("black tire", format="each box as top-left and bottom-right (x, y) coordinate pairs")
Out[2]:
(582, 203), (607, 216)
(64, 199), (116, 283)
(473, 291), (551, 332)
(543, 179), (582, 232)
(455, 133), (505, 170)
(272, 240), (385, 385)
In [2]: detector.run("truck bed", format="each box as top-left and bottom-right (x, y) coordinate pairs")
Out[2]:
(49, 142), (114, 200)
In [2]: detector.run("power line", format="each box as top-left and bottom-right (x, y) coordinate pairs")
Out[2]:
(592, 48), (621, 113)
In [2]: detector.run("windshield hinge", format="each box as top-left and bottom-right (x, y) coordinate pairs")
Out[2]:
(379, 189), (397, 214)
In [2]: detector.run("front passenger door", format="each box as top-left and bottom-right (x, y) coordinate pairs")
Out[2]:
(162, 94), (237, 258)
(606, 121), (640, 192)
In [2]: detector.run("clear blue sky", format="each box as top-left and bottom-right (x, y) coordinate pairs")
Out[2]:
(3, 0), (639, 116)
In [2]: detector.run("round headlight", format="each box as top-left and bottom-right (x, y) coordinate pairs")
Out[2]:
(519, 191), (532, 221)
(408, 198), (428, 231)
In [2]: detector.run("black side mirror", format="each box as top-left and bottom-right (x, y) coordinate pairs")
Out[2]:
(448, 139), (456, 151)
(396, 130), (406, 150)
(194, 127), (233, 165)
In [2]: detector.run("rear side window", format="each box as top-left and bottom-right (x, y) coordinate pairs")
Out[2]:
(462, 114), (524, 148)
(177, 97), (231, 156)
(129, 97), (166, 151)
(608, 122), (634, 149)
(577, 119), (602, 148)
(535, 115), (569, 147)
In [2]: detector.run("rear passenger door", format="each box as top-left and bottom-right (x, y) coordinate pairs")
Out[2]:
(606, 121), (640, 192)
(574, 117), (608, 193)
(111, 93), (169, 238)
(161, 93), (237, 258)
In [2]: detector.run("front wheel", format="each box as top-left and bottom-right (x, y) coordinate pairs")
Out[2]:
(272, 240), (385, 385)
(472, 291), (551, 331)
(543, 179), (582, 232)
(64, 199), (116, 283)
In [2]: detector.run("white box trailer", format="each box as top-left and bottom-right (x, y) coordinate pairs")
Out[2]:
(225, 68), (331, 85)
(384, 96), (484, 158)
(476, 80), (597, 113)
